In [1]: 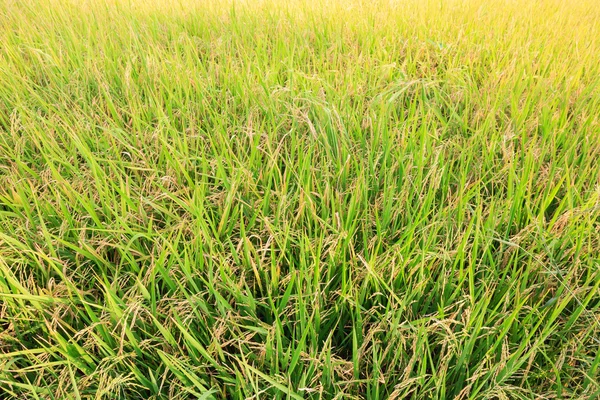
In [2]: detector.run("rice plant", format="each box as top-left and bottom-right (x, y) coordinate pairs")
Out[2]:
(1, 0), (599, 398)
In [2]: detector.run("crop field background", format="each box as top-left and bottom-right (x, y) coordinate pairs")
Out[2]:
(1, 0), (600, 398)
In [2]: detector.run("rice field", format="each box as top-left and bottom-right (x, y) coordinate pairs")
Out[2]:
(1, 0), (600, 398)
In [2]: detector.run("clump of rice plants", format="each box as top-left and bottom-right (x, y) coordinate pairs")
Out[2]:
(1, 0), (599, 398)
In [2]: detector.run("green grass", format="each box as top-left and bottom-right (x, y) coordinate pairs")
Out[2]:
(1, 0), (600, 398)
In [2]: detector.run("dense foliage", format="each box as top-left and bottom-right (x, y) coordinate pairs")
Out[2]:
(1, 0), (599, 398)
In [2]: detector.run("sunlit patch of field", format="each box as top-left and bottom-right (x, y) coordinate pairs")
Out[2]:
(1, 0), (600, 398)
